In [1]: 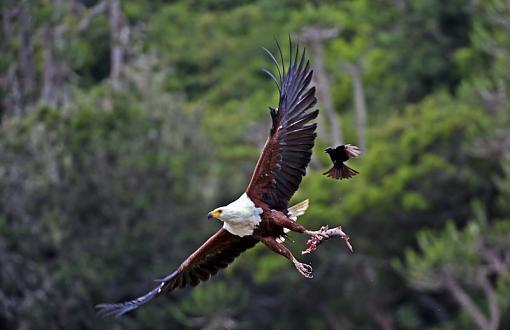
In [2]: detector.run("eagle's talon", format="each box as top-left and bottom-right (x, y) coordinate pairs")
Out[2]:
(305, 226), (330, 240)
(317, 232), (329, 240)
(293, 260), (313, 278)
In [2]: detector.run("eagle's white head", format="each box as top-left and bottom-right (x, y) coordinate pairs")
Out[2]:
(207, 193), (262, 237)
(207, 206), (228, 222)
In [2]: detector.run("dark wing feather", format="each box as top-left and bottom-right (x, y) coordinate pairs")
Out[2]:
(246, 41), (318, 210)
(96, 229), (257, 317)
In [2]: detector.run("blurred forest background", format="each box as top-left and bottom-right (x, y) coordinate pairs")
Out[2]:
(1, 0), (510, 329)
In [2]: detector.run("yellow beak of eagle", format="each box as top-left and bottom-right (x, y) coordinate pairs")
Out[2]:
(208, 209), (222, 219)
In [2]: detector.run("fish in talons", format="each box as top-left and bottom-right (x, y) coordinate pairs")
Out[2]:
(302, 225), (354, 255)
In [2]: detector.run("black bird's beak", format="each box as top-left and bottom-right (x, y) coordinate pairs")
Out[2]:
(207, 212), (213, 219)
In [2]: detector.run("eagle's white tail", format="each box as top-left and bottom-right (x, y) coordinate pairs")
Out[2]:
(287, 199), (309, 222)
(276, 200), (310, 243)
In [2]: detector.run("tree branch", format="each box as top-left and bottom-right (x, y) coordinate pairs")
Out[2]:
(109, 0), (128, 91)
(297, 26), (343, 145)
(481, 248), (510, 277)
(477, 270), (500, 330)
(443, 273), (489, 329)
(78, 1), (108, 31)
(344, 62), (367, 152)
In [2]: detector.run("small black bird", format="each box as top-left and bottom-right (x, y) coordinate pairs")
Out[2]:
(324, 144), (361, 180)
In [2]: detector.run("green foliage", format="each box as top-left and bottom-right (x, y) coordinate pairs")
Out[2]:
(0, 89), (217, 328)
(170, 282), (248, 328)
(299, 95), (493, 241)
(397, 218), (510, 329)
(1, 0), (510, 329)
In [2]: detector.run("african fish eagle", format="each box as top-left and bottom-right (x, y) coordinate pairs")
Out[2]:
(97, 40), (352, 318)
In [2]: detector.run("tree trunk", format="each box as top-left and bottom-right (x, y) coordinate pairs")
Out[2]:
(298, 26), (343, 146)
(109, 0), (125, 91)
(19, 6), (35, 105)
(1, 6), (22, 116)
(41, 27), (57, 107)
(345, 62), (367, 152)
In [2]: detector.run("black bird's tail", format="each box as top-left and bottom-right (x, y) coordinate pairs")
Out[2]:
(96, 284), (162, 318)
(323, 163), (359, 180)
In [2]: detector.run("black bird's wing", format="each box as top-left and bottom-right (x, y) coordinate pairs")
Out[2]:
(324, 144), (361, 180)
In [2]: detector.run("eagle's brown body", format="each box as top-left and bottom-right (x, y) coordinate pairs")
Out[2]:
(97, 40), (339, 318)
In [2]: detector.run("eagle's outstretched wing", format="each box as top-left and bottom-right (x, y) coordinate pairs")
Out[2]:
(97, 40), (317, 318)
(246, 40), (318, 210)
(96, 229), (257, 317)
